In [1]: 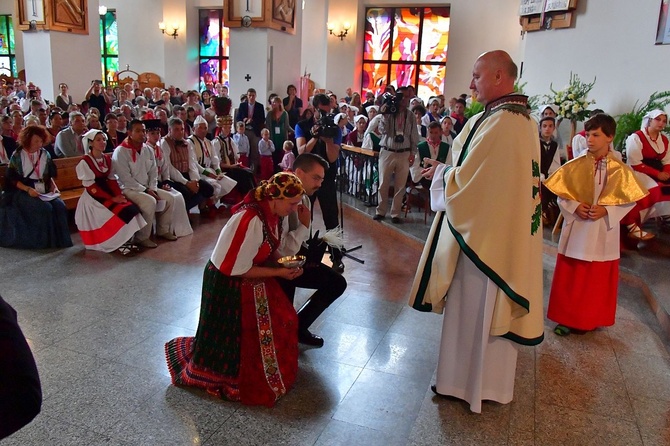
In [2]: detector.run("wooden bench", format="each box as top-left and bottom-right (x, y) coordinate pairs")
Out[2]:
(53, 157), (85, 210)
(0, 157), (84, 210)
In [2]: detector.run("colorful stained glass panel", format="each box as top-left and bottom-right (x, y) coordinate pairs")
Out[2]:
(418, 64), (446, 99)
(199, 10), (220, 57)
(389, 63), (416, 89)
(198, 9), (230, 87)
(199, 59), (219, 90)
(0, 16), (8, 55)
(364, 8), (392, 61)
(362, 63), (388, 96)
(391, 8), (420, 62)
(104, 12), (118, 55)
(420, 8), (449, 62)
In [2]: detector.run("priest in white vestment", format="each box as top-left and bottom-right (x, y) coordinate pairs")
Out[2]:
(409, 51), (545, 413)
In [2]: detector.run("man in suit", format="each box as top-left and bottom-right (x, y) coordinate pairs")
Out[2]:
(235, 88), (265, 173)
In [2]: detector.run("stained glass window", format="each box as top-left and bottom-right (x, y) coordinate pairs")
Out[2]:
(0, 15), (17, 77)
(362, 7), (450, 100)
(199, 9), (230, 92)
(100, 10), (118, 85)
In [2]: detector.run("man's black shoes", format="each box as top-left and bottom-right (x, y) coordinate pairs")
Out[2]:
(298, 330), (324, 347)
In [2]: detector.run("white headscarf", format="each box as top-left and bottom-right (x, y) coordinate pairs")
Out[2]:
(81, 129), (106, 154)
(641, 109), (667, 131)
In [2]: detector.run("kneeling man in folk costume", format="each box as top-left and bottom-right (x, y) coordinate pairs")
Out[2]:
(409, 50), (545, 413)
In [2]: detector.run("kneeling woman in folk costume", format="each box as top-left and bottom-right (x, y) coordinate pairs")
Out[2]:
(74, 129), (147, 253)
(544, 114), (648, 336)
(165, 172), (305, 407)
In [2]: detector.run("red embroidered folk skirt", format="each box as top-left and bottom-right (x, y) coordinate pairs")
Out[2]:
(547, 254), (619, 331)
(165, 263), (298, 407)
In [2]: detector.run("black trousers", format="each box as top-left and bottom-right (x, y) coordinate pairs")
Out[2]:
(311, 172), (343, 261)
(278, 261), (347, 332)
(168, 178), (214, 210)
(224, 167), (257, 196)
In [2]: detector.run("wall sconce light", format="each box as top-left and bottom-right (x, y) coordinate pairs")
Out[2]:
(98, 5), (108, 15)
(327, 21), (351, 41)
(159, 21), (179, 39)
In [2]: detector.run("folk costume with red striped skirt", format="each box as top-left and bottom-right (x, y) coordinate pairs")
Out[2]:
(74, 154), (146, 252)
(544, 152), (648, 330)
(165, 193), (298, 407)
(622, 124), (670, 226)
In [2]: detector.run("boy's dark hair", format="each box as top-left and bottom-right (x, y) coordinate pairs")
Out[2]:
(312, 93), (331, 108)
(456, 98), (467, 107)
(411, 105), (426, 116)
(128, 119), (145, 132)
(427, 121), (442, 130)
(539, 116), (556, 126)
(584, 113), (616, 137)
(293, 153), (329, 172)
(589, 108), (605, 118)
(247, 88), (256, 94)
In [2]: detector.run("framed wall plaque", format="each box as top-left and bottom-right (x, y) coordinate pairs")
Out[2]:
(48, 0), (88, 34)
(16, 0), (48, 31)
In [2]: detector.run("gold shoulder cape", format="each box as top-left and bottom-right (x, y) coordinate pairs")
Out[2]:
(544, 152), (648, 206)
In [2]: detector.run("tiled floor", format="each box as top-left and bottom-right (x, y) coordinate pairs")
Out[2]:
(1, 202), (670, 445)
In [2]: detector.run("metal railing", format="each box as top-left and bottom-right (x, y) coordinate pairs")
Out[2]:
(338, 144), (379, 206)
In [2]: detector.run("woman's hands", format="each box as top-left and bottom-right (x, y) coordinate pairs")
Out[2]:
(277, 267), (303, 280)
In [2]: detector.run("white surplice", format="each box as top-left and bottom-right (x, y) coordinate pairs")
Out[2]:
(430, 163), (518, 414)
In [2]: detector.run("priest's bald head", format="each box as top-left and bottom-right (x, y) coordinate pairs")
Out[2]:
(469, 50), (518, 106)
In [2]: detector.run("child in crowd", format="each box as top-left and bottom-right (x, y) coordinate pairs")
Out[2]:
(258, 128), (275, 180)
(544, 114), (648, 336)
(278, 140), (295, 171)
(412, 121), (450, 187)
(412, 105), (427, 141)
(232, 121), (250, 168)
(440, 115), (457, 147)
(539, 116), (561, 226)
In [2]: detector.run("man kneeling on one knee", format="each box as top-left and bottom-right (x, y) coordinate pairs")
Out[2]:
(277, 153), (347, 347)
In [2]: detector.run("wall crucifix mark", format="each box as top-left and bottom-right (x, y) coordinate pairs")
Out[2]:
(245, 74), (252, 81)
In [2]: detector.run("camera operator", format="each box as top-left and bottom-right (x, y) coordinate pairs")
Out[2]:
(295, 94), (345, 272)
(366, 86), (419, 223)
(85, 80), (112, 120)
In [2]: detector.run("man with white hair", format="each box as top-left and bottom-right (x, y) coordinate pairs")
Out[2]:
(188, 115), (236, 202)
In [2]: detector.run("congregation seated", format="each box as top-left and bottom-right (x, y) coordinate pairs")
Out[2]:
(160, 117), (214, 211)
(103, 113), (126, 153)
(188, 115), (236, 206)
(0, 131), (17, 164)
(621, 109), (670, 241)
(54, 112), (86, 158)
(112, 119), (192, 249)
(0, 126), (73, 249)
(142, 118), (193, 237)
(74, 129), (147, 253)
